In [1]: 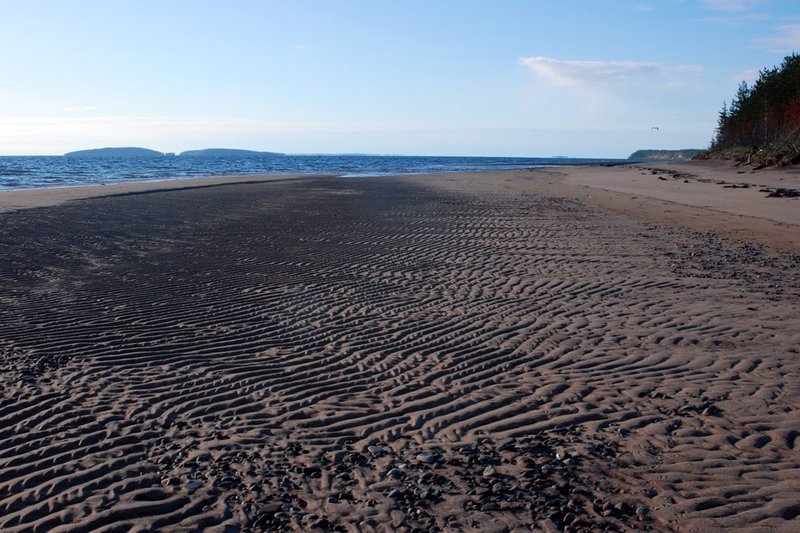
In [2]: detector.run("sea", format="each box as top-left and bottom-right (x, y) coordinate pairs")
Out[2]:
(0, 154), (628, 191)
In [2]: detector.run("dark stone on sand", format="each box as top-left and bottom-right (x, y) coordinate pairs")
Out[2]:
(387, 467), (403, 479)
(767, 188), (800, 198)
(416, 452), (438, 464)
(367, 445), (385, 457)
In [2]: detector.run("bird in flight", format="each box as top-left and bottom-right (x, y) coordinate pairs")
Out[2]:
(651, 126), (660, 130)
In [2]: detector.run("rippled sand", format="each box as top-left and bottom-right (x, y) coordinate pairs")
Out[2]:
(1, 168), (799, 531)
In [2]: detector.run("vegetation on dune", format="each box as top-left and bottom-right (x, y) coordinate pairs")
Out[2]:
(629, 149), (704, 161)
(700, 53), (800, 167)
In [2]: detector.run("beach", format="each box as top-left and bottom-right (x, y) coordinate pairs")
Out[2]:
(1, 163), (799, 531)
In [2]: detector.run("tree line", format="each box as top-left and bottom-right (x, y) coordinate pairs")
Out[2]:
(710, 53), (800, 165)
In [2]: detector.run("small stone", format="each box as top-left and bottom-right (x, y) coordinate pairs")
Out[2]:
(185, 480), (203, 491)
(636, 506), (652, 520)
(387, 467), (403, 479)
(416, 452), (437, 463)
(497, 437), (515, 451)
(161, 476), (180, 487)
(482, 465), (496, 477)
(367, 445), (385, 457)
(515, 456), (534, 468)
(312, 517), (333, 529)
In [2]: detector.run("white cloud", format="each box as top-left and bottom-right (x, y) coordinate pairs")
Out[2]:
(733, 67), (761, 84)
(698, 12), (769, 26)
(754, 24), (800, 52)
(701, 0), (763, 12)
(64, 106), (99, 112)
(518, 57), (701, 87)
(697, 0), (769, 24)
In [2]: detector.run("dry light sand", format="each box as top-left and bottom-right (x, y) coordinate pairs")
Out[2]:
(1, 163), (799, 532)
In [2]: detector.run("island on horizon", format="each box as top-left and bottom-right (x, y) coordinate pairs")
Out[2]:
(628, 149), (704, 161)
(64, 147), (166, 158)
(179, 148), (284, 157)
(63, 147), (284, 158)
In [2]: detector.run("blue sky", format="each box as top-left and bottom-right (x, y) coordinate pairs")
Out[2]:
(0, 0), (798, 157)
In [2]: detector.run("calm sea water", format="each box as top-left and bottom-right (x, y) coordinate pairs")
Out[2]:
(0, 154), (627, 191)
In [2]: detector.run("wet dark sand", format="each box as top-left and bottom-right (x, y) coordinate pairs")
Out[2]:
(1, 170), (799, 531)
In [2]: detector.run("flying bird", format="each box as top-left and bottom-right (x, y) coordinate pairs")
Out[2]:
(651, 126), (660, 131)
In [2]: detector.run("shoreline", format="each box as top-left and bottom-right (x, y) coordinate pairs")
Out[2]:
(550, 162), (800, 252)
(2, 162), (799, 253)
(409, 162), (800, 253)
(0, 173), (331, 213)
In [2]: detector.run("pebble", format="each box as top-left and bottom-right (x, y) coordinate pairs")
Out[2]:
(367, 445), (385, 457)
(416, 452), (437, 464)
(218, 433), (651, 530)
(160, 476), (180, 487)
(387, 467), (403, 479)
(185, 480), (203, 491)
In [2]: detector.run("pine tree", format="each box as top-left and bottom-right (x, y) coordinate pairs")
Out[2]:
(710, 53), (800, 165)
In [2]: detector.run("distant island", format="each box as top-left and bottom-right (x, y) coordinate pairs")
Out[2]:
(629, 149), (704, 161)
(65, 147), (165, 158)
(63, 147), (284, 158)
(179, 148), (283, 157)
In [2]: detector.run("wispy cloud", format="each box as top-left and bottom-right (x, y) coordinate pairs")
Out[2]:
(698, 12), (769, 26)
(518, 57), (701, 87)
(754, 24), (800, 52)
(697, 0), (769, 25)
(733, 67), (762, 84)
(64, 106), (99, 112)
(701, 0), (764, 12)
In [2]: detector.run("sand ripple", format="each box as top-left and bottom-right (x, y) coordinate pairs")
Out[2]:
(1, 175), (799, 531)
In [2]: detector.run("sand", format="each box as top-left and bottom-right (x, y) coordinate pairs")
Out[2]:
(0, 174), (324, 214)
(1, 163), (799, 531)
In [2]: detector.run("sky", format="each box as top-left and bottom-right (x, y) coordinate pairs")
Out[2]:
(0, 0), (798, 158)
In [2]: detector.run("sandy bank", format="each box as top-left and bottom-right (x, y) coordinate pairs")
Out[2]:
(0, 173), (326, 213)
(403, 162), (800, 252)
(1, 168), (799, 531)
(553, 161), (800, 252)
